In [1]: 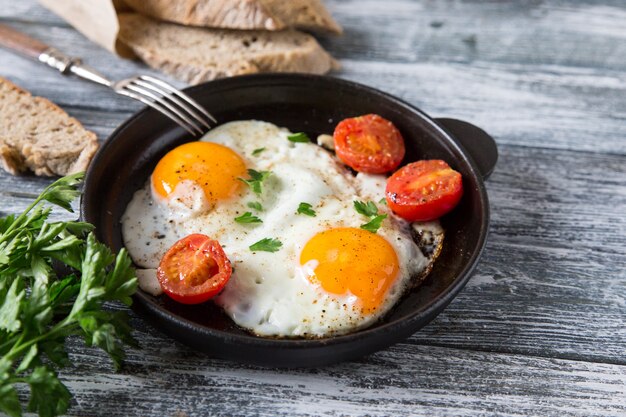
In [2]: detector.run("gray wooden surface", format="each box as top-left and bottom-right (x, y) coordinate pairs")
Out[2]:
(1, 1), (626, 416)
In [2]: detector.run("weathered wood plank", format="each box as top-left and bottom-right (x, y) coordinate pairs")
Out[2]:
(0, 1), (67, 25)
(414, 146), (626, 362)
(321, 0), (626, 71)
(4, 0), (626, 73)
(35, 340), (626, 417)
(413, 246), (626, 364)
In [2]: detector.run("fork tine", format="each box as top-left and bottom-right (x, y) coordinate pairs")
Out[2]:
(133, 78), (211, 130)
(117, 89), (200, 137)
(139, 75), (218, 124)
(124, 83), (205, 135)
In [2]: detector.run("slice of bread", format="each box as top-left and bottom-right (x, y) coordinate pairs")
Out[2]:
(121, 0), (342, 34)
(0, 78), (99, 176)
(117, 13), (339, 85)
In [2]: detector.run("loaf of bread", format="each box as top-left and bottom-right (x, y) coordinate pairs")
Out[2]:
(122, 0), (342, 34)
(117, 13), (339, 85)
(0, 77), (99, 176)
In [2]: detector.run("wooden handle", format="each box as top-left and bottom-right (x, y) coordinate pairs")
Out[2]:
(0, 23), (49, 59)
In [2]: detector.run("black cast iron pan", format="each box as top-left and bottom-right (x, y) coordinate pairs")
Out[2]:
(81, 74), (497, 367)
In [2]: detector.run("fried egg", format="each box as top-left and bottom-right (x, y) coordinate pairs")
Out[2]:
(121, 120), (443, 337)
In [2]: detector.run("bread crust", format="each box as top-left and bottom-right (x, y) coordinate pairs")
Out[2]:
(0, 77), (99, 176)
(121, 0), (342, 34)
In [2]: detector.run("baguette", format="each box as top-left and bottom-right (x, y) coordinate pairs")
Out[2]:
(0, 77), (99, 176)
(122, 0), (342, 34)
(118, 13), (339, 85)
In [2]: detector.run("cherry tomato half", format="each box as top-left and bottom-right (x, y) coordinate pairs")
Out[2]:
(385, 160), (463, 222)
(157, 234), (232, 304)
(333, 114), (405, 174)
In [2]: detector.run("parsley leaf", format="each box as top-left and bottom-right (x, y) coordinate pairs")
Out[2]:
(234, 212), (263, 224)
(0, 173), (138, 417)
(379, 197), (387, 205)
(287, 132), (310, 143)
(354, 200), (387, 233)
(296, 202), (316, 217)
(354, 200), (379, 217)
(247, 201), (264, 212)
(39, 172), (84, 213)
(252, 147), (266, 156)
(238, 169), (272, 195)
(249, 238), (282, 253)
(0, 380), (21, 417)
(27, 366), (71, 417)
(360, 214), (388, 233)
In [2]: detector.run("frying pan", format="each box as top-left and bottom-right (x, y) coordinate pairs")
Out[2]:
(81, 74), (497, 367)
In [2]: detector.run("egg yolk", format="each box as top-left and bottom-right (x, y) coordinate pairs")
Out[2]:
(151, 142), (246, 204)
(300, 228), (400, 312)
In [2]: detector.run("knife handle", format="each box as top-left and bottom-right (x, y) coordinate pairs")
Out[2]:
(0, 23), (49, 59)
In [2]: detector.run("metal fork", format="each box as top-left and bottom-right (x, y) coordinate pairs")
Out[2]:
(0, 24), (216, 136)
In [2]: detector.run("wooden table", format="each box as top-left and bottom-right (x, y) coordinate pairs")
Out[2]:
(1, 1), (625, 416)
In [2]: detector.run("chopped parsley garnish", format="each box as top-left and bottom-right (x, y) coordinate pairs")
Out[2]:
(379, 197), (388, 205)
(354, 200), (387, 233)
(287, 132), (311, 143)
(297, 202), (316, 217)
(360, 214), (388, 233)
(252, 147), (266, 156)
(238, 169), (272, 195)
(234, 212), (262, 224)
(354, 200), (379, 217)
(249, 238), (283, 253)
(247, 201), (264, 212)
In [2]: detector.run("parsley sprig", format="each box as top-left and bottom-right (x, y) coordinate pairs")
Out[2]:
(0, 173), (138, 417)
(252, 147), (266, 156)
(360, 214), (388, 233)
(247, 201), (263, 212)
(354, 201), (379, 217)
(249, 238), (282, 253)
(287, 132), (310, 143)
(238, 169), (272, 195)
(296, 202), (316, 217)
(353, 200), (387, 233)
(234, 212), (262, 224)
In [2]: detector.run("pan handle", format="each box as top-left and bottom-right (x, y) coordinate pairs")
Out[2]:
(434, 118), (498, 181)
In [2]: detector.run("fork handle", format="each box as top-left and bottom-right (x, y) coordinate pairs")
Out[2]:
(0, 23), (112, 87)
(0, 23), (48, 59)
(0, 23), (76, 72)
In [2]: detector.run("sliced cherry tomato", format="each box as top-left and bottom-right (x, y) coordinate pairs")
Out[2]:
(157, 234), (232, 304)
(385, 160), (463, 222)
(333, 114), (405, 174)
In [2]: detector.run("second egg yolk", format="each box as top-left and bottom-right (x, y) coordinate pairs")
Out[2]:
(151, 142), (246, 204)
(300, 228), (400, 312)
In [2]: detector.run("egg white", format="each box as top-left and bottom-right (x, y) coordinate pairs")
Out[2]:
(121, 120), (436, 337)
